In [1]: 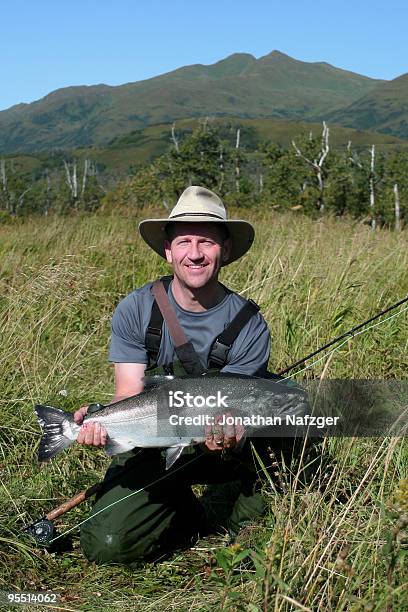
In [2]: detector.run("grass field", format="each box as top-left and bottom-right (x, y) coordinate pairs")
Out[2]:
(0, 209), (407, 611)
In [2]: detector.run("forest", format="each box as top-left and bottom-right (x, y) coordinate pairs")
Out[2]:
(1, 121), (407, 229)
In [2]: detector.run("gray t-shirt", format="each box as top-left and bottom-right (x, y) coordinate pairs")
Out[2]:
(108, 281), (270, 375)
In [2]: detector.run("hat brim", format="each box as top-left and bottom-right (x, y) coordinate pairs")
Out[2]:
(139, 217), (254, 265)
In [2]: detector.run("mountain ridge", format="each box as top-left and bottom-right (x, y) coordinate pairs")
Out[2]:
(0, 50), (404, 154)
(329, 72), (408, 138)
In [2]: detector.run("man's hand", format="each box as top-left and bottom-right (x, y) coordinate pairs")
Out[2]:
(74, 406), (108, 447)
(72, 364), (145, 448)
(204, 412), (245, 452)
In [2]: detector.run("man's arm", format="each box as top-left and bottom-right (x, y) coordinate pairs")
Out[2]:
(75, 363), (146, 446)
(112, 363), (146, 401)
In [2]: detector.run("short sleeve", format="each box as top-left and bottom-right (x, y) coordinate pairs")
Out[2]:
(221, 312), (271, 376)
(108, 293), (149, 364)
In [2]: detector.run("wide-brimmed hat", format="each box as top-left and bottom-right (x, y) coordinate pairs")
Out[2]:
(138, 186), (254, 265)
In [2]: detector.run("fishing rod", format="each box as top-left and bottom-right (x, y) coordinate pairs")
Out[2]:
(277, 295), (408, 376)
(24, 482), (103, 546)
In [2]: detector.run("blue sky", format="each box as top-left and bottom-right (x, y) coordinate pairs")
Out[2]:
(1, 0), (407, 111)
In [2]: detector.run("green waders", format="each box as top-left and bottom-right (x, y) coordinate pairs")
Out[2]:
(79, 362), (300, 565)
(80, 442), (268, 565)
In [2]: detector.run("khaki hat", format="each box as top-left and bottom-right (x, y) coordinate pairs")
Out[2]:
(138, 186), (254, 265)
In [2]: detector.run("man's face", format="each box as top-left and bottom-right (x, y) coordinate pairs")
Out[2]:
(164, 222), (231, 289)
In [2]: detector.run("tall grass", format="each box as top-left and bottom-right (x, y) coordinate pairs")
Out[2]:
(0, 210), (407, 610)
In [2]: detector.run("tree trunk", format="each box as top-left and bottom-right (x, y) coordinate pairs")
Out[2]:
(0, 159), (6, 191)
(394, 183), (401, 231)
(171, 123), (179, 152)
(370, 145), (376, 230)
(235, 129), (240, 193)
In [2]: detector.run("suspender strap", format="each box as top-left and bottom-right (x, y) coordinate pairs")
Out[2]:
(145, 276), (172, 365)
(152, 280), (187, 346)
(151, 280), (206, 376)
(208, 299), (260, 368)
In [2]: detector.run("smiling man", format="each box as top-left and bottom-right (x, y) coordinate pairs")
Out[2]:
(78, 185), (271, 565)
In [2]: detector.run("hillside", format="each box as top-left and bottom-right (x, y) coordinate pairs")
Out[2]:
(0, 51), (380, 154)
(4, 116), (407, 180)
(329, 73), (408, 139)
(91, 117), (408, 172)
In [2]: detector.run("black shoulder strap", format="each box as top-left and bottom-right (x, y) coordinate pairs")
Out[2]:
(208, 299), (260, 368)
(145, 276), (171, 365)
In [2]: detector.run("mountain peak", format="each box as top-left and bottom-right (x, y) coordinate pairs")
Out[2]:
(259, 50), (293, 61)
(209, 52), (257, 76)
(223, 52), (256, 61)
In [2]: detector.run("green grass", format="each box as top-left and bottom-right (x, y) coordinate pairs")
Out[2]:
(0, 209), (407, 610)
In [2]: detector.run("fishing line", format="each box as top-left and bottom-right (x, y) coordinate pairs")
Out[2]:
(48, 452), (202, 544)
(281, 302), (408, 380)
(278, 295), (408, 376)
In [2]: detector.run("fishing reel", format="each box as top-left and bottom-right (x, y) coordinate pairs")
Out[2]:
(24, 518), (56, 547)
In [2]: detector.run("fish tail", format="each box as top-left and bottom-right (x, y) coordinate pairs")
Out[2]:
(34, 404), (78, 462)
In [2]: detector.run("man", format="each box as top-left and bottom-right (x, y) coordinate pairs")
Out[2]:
(77, 185), (271, 565)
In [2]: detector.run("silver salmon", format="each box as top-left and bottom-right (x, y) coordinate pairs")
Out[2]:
(34, 374), (308, 469)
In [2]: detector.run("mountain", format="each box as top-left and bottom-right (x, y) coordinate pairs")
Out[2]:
(328, 73), (408, 139)
(0, 51), (381, 154)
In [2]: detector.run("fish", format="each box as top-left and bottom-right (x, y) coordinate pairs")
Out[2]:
(34, 373), (309, 469)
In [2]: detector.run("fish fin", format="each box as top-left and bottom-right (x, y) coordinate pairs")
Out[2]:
(34, 404), (78, 462)
(235, 431), (247, 453)
(105, 438), (136, 456)
(142, 375), (175, 392)
(165, 445), (187, 470)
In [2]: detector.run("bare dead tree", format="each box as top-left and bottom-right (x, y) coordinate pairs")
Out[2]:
(218, 145), (224, 192)
(292, 121), (329, 212)
(347, 140), (363, 168)
(171, 122), (179, 152)
(235, 128), (241, 150)
(63, 160), (78, 202)
(394, 183), (401, 231)
(369, 145), (376, 230)
(235, 128), (241, 193)
(200, 116), (209, 133)
(81, 159), (90, 197)
(0, 159), (9, 211)
(72, 162), (78, 200)
(1, 159), (7, 192)
(43, 169), (51, 216)
(15, 187), (31, 215)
